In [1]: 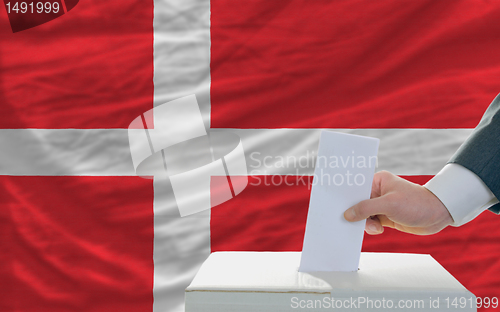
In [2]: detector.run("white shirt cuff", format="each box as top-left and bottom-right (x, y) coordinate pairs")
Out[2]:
(424, 163), (499, 227)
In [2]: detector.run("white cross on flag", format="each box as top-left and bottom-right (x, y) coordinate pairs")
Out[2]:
(1, 1), (500, 312)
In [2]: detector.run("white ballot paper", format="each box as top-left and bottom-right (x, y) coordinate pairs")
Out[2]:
(299, 131), (379, 272)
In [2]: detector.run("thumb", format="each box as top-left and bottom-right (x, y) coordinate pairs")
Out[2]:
(344, 196), (393, 222)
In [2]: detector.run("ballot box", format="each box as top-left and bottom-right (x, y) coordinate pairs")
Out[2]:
(185, 252), (476, 312)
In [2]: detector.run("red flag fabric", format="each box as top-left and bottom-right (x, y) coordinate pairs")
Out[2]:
(0, 176), (153, 311)
(211, 0), (500, 129)
(0, 0), (153, 128)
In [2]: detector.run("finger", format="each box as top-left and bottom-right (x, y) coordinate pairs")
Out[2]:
(370, 172), (383, 199)
(370, 170), (393, 199)
(377, 215), (396, 229)
(344, 195), (395, 222)
(365, 216), (384, 235)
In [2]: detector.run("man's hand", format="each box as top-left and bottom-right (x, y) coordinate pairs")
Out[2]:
(344, 171), (454, 235)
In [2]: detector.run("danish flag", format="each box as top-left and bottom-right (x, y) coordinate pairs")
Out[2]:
(1, 1), (500, 312)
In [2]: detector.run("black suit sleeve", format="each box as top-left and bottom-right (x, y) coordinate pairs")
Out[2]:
(449, 93), (500, 213)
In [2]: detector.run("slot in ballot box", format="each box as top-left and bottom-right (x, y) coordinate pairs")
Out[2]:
(185, 252), (476, 312)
